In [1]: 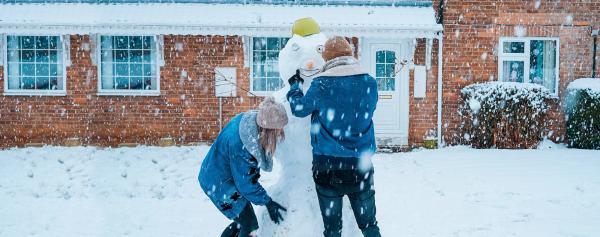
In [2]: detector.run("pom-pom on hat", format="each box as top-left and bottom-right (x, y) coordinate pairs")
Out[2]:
(256, 96), (288, 129)
(322, 36), (354, 62)
(292, 17), (321, 37)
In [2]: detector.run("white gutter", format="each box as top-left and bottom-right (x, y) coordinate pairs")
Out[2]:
(437, 33), (444, 148)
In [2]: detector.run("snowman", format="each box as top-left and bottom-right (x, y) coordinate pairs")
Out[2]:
(258, 18), (363, 237)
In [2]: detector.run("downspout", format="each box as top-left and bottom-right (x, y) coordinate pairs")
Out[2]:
(593, 29), (598, 78)
(437, 33), (444, 148)
(436, 0), (445, 148)
(437, 0), (445, 24)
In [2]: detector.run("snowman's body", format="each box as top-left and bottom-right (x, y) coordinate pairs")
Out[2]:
(258, 33), (362, 237)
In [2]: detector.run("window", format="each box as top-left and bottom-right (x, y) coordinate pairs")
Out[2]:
(99, 36), (159, 95)
(4, 35), (66, 95)
(375, 50), (396, 91)
(498, 37), (559, 93)
(251, 37), (289, 93)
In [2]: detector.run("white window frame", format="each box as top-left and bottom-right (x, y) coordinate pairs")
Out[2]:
(498, 37), (560, 94)
(96, 35), (162, 96)
(2, 34), (68, 96)
(248, 36), (289, 96)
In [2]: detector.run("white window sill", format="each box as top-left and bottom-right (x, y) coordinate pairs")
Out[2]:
(97, 91), (161, 97)
(3, 91), (67, 96)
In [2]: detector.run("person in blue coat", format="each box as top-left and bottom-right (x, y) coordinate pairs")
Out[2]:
(198, 97), (289, 237)
(286, 36), (381, 237)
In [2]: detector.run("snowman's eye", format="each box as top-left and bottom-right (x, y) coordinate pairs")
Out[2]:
(317, 45), (324, 53)
(291, 43), (300, 52)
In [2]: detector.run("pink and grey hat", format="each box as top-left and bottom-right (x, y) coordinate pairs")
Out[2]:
(256, 96), (288, 129)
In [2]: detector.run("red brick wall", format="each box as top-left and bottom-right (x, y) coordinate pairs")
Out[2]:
(0, 35), (261, 147)
(409, 39), (440, 147)
(437, 0), (599, 144)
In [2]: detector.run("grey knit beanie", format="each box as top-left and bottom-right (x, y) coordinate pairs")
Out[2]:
(256, 96), (288, 129)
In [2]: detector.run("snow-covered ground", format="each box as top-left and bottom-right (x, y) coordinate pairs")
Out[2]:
(1, 143), (600, 237)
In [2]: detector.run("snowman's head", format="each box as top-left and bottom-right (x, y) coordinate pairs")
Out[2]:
(278, 33), (328, 89)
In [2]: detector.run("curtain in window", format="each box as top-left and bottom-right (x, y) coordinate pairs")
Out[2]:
(530, 40), (556, 93)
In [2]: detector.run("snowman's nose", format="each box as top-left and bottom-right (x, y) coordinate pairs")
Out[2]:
(306, 60), (315, 70)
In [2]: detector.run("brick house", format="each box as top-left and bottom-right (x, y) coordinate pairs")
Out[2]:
(437, 0), (600, 144)
(0, 0), (598, 148)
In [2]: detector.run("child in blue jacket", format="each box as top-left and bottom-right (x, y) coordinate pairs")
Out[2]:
(199, 97), (288, 237)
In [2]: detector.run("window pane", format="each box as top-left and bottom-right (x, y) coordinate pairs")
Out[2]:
(251, 37), (289, 92)
(36, 77), (50, 90)
(21, 77), (36, 89)
(130, 64), (143, 76)
(35, 51), (49, 62)
(48, 37), (59, 50)
(50, 77), (59, 90)
(144, 77), (153, 90)
(36, 64), (49, 76)
(49, 51), (59, 63)
(114, 36), (129, 49)
(21, 36), (35, 49)
(143, 64), (152, 76)
(129, 37), (143, 49)
(50, 64), (59, 76)
(142, 37), (152, 49)
(376, 51), (385, 63)
(114, 50), (129, 62)
(115, 77), (129, 89)
(501, 60), (525, 83)
(267, 38), (280, 50)
(35, 36), (49, 49)
(130, 77), (144, 90)
(530, 40), (557, 93)
(253, 37), (266, 50)
(503, 41), (525, 54)
(21, 50), (35, 62)
(7, 36), (19, 50)
(21, 64), (35, 76)
(115, 64), (129, 76)
(375, 50), (396, 91)
(101, 76), (115, 89)
(7, 50), (19, 62)
(130, 50), (143, 63)
(385, 51), (396, 63)
(375, 64), (385, 77)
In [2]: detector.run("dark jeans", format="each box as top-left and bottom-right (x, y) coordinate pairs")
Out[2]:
(220, 203), (259, 237)
(313, 168), (381, 237)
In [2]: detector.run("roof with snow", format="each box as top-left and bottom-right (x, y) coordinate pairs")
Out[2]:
(0, 3), (442, 38)
(2, 0), (433, 7)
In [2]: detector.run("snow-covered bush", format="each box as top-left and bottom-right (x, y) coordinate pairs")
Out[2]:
(459, 82), (555, 148)
(565, 78), (600, 149)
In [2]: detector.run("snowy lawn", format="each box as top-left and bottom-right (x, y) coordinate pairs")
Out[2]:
(1, 143), (599, 237)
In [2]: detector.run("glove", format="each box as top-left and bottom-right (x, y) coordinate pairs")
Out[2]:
(266, 200), (287, 224)
(287, 69), (304, 86)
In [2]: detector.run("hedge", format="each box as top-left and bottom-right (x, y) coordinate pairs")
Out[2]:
(459, 82), (555, 149)
(565, 78), (600, 149)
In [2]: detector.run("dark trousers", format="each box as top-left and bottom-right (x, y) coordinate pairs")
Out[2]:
(313, 168), (381, 237)
(220, 203), (259, 237)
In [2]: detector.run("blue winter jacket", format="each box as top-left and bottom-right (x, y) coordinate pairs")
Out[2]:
(287, 60), (378, 169)
(198, 112), (271, 220)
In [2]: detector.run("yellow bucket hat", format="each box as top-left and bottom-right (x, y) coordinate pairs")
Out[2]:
(292, 17), (321, 37)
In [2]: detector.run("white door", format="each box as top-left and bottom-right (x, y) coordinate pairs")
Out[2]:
(365, 41), (410, 145)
